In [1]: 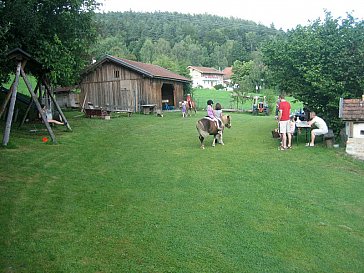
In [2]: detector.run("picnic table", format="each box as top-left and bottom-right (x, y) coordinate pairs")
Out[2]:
(84, 108), (111, 118)
(295, 121), (311, 144)
(113, 109), (133, 117)
(141, 104), (156, 115)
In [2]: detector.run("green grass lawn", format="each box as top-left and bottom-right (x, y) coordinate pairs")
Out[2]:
(1, 111), (363, 272)
(192, 88), (303, 113)
(193, 89), (238, 109)
(3, 74), (38, 96)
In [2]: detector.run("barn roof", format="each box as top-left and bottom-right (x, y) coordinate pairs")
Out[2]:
(85, 55), (190, 83)
(339, 98), (364, 121)
(54, 85), (78, 93)
(188, 66), (224, 75)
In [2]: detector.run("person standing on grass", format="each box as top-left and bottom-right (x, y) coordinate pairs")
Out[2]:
(275, 96), (281, 119)
(306, 111), (328, 147)
(289, 115), (296, 143)
(278, 94), (291, 150)
(181, 101), (187, 118)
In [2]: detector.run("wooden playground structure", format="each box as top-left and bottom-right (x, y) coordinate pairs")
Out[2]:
(0, 48), (71, 145)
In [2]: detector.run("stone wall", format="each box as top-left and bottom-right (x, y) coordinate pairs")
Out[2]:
(346, 138), (364, 160)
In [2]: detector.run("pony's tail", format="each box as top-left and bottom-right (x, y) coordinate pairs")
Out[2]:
(196, 120), (209, 138)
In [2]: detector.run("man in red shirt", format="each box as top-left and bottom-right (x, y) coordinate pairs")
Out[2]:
(278, 94), (291, 150)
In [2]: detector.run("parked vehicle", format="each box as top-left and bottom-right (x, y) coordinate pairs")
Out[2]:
(252, 96), (269, 115)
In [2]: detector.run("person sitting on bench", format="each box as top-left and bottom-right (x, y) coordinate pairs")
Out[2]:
(306, 111), (328, 147)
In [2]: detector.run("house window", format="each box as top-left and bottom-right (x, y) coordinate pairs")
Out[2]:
(360, 130), (364, 136)
(114, 70), (120, 78)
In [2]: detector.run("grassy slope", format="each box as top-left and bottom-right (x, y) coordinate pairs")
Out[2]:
(192, 88), (303, 113)
(0, 110), (363, 272)
(2, 75), (38, 96)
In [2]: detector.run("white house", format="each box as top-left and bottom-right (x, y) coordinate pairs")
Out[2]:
(339, 97), (364, 160)
(188, 66), (224, 89)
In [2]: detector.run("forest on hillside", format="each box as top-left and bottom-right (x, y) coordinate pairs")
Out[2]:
(92, 11), (282, 73)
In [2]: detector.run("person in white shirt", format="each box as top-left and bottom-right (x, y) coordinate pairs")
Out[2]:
(306, 111), (328, 147)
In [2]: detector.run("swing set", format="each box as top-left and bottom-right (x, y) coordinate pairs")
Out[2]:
(1, 48), (72, 145)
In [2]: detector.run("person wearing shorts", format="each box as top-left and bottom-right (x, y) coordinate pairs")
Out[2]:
(306, 112), (328, 147)
(278, 94), (291, 150)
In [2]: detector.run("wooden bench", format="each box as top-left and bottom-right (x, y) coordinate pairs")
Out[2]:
(84, 108), (110, 118)
(113, 110), (133, 117)
(323, 128), (335, 147)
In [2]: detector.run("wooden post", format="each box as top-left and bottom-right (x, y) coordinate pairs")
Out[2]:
(81, 90), (88, 112)
(0, 81), (16, 120)
(42, 78), (72, 131)
(19, 80), (40, 128)
(2, 62), (21, 146)
(20, 67), (57, 144)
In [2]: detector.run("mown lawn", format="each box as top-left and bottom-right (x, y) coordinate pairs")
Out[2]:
(0, 111), (363, 272)
(192, 88), (303, 113)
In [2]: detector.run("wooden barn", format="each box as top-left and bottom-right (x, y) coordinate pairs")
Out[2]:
(79, 55), (190, 113)
(54, 86), (79, 108)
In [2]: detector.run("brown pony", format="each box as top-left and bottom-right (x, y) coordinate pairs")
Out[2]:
(186, 100), (197, 116)
(179, 100), (197, 116)
(196, 114), (231, 149)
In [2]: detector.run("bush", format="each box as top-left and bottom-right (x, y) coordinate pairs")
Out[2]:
(214, 84), (224, 90)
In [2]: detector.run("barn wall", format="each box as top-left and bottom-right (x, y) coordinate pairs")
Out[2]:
(55, 93), (79, 108)
(80, 61), (185, 112)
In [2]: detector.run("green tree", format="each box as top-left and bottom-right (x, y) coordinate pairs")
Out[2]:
(94, 11), (280, 69)
(245, 31), (258, 52)
(171, 36), (207, 66)
(231, 53), (268, 93)
(154, 38), (172, 59)
(0, 0), (99, 86)
(91, 35), (131, 60)
(262, 12), (364, 131)
(140, 38), (155, 63)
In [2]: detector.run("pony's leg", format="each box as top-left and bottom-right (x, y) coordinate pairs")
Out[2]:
(219, 132), (224, 145)
(199, 135), (205, 149)
(212, 135), (216, 147)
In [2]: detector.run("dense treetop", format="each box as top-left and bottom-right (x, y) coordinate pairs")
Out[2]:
(262, 12), (364, 131)
(0, 0), (99, 86)
(93, 11), (281, 69)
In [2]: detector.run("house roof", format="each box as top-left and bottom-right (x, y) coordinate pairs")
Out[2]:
(222, 67), (233, 80)
(85, 55), (190, 83)
(339, 98), (364, 121)
(54, 86), (78, 93)
(188, 66), (224, 75)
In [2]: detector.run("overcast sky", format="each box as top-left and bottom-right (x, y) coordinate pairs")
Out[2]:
(99, 0), (364, 30)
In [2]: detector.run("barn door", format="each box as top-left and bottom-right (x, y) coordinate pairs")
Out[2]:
(161, 83), (175, 107)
